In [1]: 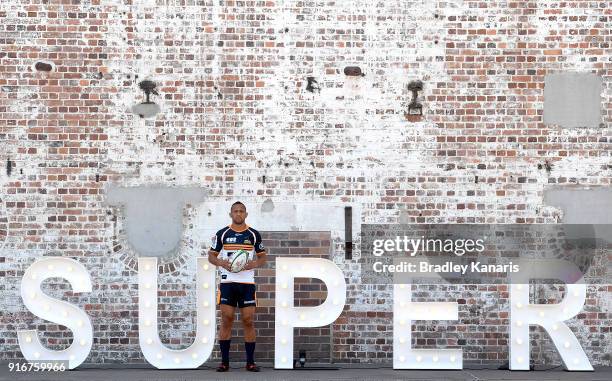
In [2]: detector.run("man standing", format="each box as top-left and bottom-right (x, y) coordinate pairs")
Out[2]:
(207, 201), (267, 372)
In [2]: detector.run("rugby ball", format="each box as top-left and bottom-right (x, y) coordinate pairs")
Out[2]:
(229, 249), (249, 273)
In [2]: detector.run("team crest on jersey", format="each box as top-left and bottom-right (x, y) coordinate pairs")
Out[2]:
(226, 237), (237, 243)
(244, 239), (251, 244)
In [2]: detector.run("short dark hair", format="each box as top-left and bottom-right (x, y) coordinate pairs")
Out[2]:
(231, 201), (246, 211)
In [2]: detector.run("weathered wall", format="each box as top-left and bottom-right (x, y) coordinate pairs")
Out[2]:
(0, 0), (610, 367)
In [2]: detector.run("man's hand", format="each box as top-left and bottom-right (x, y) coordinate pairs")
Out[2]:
(218, 259), (232, 272)
(208, 250), (233, 271)
(242, 260), (258, 271)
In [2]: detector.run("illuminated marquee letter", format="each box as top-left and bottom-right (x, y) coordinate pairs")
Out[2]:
(393, 284), (462, 369)
(138, 257), (215, 369)
(510, 282), (593, 371)
(274, 257), (347, 369)
(18, 257), (93, 369)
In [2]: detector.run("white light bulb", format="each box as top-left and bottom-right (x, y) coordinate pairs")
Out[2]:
(203, 283), (209, 289)
(282, 265), (287, 271)
(281, 356), (287, 363)
(281, 301), (287, 308)
(203, 264), (209, 271)
(145, 283), (151, 289)
(573, 358), (579, 364)
(156, 353), (162, 359)
(203, 319), (210, 326)
(174, 358), (180, 364)
(201, 337), (208, 344)
(25, 336), (32, 343)
(516, 284), (523, 290)
(517, 357), (524, 364)
(399, 338), (406, 344)
(450, 355), (456, 362)
(145, 264), (151, 271)
(69, 355), (75, 361)
(145, 320), (151, 327)
(62, 310), (68, 317)
(281, 339), (287, 345)
(564, 341), (570, 348)
(516, 302), (523, 309)
(47, 265), (54, 271)
(333, 280), (339, 287)
(77, 320), (83, 327)
(29, 291), (36, 300)
(299, 314), (305, 320)
(516, 320), (523, 327)
(319, 312), (325, 318)
(400, 284), (405, 289)
(400, 301), (406, 307)
(145, 301), (151, 308)
(281, 283), (287, 289)
(416, 355), (422, 362)
(146, 338), (153, 345)
(203, 301), (209, 307)
(433, 355), (439, 362)
(80, 339), (86, 346)
(399, 355), (405, 362)
(67, 266), (73, 272)
(31, 273), (37, 280)
(516, 338), (523, 345)
(192, 353), (198, 359)
(34, 352), (40, 359)
(400, 319), (406, 326)
(552, 324), (559, 331)
(573, 291), (579, 297)
(319, 266), (326, 273)
(282, 319), (288, 326)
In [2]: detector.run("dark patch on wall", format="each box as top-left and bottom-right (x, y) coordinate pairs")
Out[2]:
(34, 61), (53, 72)
(306, 77), (320, 93)
(538, 160), (553, 173)
(6, 158), (12, 176)
(344, 66), (364, 76)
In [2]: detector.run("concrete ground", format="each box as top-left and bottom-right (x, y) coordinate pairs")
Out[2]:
(0, 364), (609, 381)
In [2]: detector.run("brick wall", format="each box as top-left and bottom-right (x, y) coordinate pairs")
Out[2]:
(0, 0), (610, 368)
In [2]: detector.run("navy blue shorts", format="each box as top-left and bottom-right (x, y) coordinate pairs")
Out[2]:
(218, 282), (257, 308)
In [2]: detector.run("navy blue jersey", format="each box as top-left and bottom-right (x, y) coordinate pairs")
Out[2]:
(210, 225), (265, 283)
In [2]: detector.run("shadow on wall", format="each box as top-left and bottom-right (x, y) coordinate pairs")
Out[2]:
(104, 186), (207, 257)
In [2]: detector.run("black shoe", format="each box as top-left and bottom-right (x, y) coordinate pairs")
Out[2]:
(216, 363), (230, 372)
(245, 363), (261, 372)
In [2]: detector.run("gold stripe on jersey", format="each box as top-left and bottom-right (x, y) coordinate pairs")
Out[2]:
(223, 244), (254, 250)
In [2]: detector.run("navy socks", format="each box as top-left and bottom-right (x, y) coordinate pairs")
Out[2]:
(219, 339), (231, 365)
(245, 341), (256, 364)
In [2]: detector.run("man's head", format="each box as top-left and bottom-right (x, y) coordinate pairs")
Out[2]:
(229, 201), (248, 225)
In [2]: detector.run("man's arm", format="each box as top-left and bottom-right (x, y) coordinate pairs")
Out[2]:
(207, 250), (232, 271)
(243, 251), (267, 271)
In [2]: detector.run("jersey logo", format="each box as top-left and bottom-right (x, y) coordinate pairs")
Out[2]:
(226, 237), (237, 243)
(244, 239), (251, 244)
